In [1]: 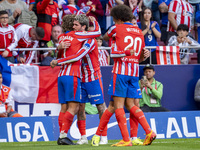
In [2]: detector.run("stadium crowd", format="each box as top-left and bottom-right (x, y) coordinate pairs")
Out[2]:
(0, 0), (200, 65)
(1, 0), (200, 147)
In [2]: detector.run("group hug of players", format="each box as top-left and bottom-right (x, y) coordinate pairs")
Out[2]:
(50, 4), (156, 147)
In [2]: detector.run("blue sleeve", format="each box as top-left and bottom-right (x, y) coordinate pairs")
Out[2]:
(76, 5), (80, 10)
(196, 4), (200, 23)
(155, 22), (161, 33)
(137, 22), (142, 29)
(158, 0), (164, 6)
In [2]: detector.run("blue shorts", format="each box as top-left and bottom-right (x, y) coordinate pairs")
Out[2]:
(81, 78), (104, 104)
(108, 74), (142, 99)
(58, 76), (81, 104)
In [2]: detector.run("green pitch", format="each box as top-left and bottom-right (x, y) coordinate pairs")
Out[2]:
(0, 139), (200, 150)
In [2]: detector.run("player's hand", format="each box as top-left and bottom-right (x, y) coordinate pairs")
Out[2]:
(50, 60), (58, 68)
(130, 49), (135, 56)
(58, 41), (71, 49)
(143, 48), (150, 60)
(2, 50), (9, 57)
(89, 16), (96, 22)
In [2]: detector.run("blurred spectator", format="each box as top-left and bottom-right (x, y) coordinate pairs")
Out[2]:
(0, 71), (23, 118)
(194, 78), (200, 109)
(138, 7), (161, 64)
(124, 0), (144, 22)
(59, 0), (93, 24)
(22, 0), (35, 11)
(98, 0), (109, 35)
(139, 64), (169, 112)
(151, 0), (160, 24)
(41, 24), (62, 66)
(167, 0), (194, 42)
(0, 10), (18, 63)
(60, 0), (80, 17)
(77, 0), (104, 21)
(37, 0), (59, 47)
(143, 0), (154, 8)
(195, 2), (200, 63)
(96, 36), (110, 66)
(158, 0), (172, 45)
(0, 0), (29, 25)
(168, 24), (199, 64)
(13, 23), (44, 64)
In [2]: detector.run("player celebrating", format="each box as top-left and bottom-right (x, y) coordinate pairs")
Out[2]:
(91, 5), (156, 147)
(50, 14), (101, 145)
(71, 15), (108, 145)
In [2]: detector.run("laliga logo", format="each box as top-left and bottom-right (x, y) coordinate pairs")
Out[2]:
(0, 122), (49, 142)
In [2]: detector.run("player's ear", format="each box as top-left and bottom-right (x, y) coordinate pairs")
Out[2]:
(82, 25), (86, 31)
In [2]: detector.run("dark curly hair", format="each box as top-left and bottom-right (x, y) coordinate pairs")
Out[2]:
(110, 5), (133, 22)
(62, 14), (76, 33)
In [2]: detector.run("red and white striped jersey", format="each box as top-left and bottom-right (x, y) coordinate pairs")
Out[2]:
(167, 0), (193, 32)
(99, 49), (109, 66)
(0, 23), (18, 57)
(13, 23), (38, 64)
(81, 39), (102, 83)
(57, 21), (101, 78)
(107, 23), (145, 77)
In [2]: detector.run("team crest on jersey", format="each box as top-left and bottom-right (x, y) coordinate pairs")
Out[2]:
(8, 34), (11, 39)
(3, 88), (8, 92)
(84, 43), (90, 49)
(148, 30), (152, 34)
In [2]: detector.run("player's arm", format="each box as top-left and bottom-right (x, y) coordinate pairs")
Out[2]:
(75, 19), (101, 41)
(51, 39), (95, 67)
(139, 48), (150, 63)
(103, 25), (117, 41)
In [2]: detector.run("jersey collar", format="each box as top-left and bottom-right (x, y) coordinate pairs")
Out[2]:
(124, 22), (133, 25)
(65, 31), (71, 34)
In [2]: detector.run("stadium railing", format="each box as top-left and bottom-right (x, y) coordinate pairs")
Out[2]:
(0, 46), (200, 64)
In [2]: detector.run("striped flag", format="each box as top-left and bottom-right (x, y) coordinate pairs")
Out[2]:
(156, 46), (181, 65)
(108, 0), (115, 7)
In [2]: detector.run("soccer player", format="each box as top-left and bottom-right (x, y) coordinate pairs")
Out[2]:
(91, 5), (156, 147)
(50, 14), (101, 145)
(71, 15), (107, 145)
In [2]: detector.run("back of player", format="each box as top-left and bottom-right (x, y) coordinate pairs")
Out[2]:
(57, 31), (83, 78)
(109, 23), (145, 77)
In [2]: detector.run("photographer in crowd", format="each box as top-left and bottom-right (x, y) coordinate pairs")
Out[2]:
(139, 64), (169, 112)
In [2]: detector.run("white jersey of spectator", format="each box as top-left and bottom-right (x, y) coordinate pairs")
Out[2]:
(0, 24), (18, 52)
(14, 23), (38, 64)
(167, 0), (194, 32)
(98, 49), (109, 66)
(168, 35), (199, 64)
